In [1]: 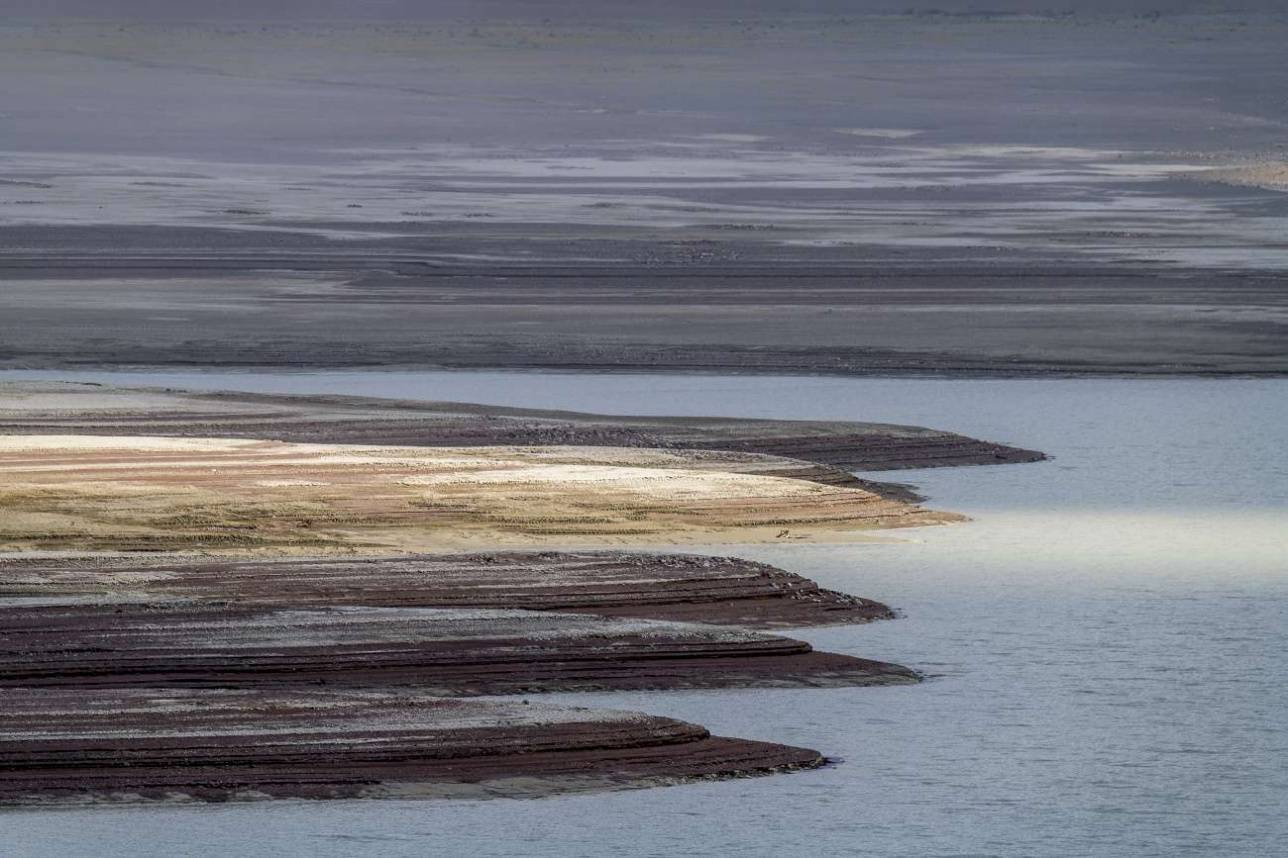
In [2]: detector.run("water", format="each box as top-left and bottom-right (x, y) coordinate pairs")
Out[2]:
(2, 371), (1286, 857)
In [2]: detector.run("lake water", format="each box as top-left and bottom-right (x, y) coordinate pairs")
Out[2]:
(2, 371), (1285, 858)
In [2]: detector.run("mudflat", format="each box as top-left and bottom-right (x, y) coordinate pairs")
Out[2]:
(0, 689), (827, 805)
(1, 379), (1037, 552)
(4, 9), (1288, 376)
(0, 548), (913, 802)
(0, 377), (1037, 802)
(4, 256), (1286, 377)
(0, 601), (917, 694)
(0, 551), (897, 627)
(0, 380), (996, 802)
(0, 381), (1044, 474)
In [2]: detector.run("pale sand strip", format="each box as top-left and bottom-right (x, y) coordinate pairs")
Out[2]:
(0, 435), (959, 553)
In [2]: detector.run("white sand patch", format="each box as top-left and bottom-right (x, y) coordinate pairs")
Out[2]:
(253, 479), (330, 488)
(0, 435), (270, 453)
(0, 434), (940, 552)
(835, 128), (922, 139)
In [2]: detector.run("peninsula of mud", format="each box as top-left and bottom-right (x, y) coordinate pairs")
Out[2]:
(0, 689), (826, 805)
(0, 380), (1042, 805)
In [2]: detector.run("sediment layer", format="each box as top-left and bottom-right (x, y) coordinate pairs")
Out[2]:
(0, 551), (894, 627)
(3, 261), (1286, 377)
(0, 689), (824, 805)
(0, 381), (1045, 474)
(0, 549), (909, 804)
(0, 601), (916, 693)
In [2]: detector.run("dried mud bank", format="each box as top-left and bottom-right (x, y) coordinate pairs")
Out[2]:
(0, 550), (910, 803)
(0, 690), (825, 805)
(0, 551), (895, 627)
(0, 381), (1045, 473)
(0, 601), (916, 693)
(0, 382), (1027, 805)
(4, 261), (1286, 377)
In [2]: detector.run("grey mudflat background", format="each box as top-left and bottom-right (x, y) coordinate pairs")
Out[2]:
(3, 2), (1288, 374)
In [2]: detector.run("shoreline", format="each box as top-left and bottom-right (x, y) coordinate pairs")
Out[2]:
(0, 379), (1025, 806)
(0, 380), (1045, 475)
(7, 363), (1286, 380)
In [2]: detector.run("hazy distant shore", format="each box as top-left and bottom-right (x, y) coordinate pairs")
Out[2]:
(6, 11), (1288, 377)
(3, 255), (1285, 377)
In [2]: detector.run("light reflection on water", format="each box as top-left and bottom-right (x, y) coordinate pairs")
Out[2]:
(1, 371), (1284, 857)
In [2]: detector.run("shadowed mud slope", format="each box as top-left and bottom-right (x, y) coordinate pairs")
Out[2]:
(0, 600), (917, 693)
(0, 551), (896, 627)
(0, 689), (827, 805)
(0, 548), (912, 805)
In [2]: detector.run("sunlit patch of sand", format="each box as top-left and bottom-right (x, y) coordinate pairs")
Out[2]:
(0, 436), (958, 553)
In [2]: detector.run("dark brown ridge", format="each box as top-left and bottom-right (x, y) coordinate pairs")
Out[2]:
(0, 551), (896, 628)
(0, 601), (918, 694)
(0, 689), (825, 804)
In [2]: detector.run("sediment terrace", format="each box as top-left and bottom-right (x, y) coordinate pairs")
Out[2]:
(0, 601), (915, 693)
(0, 689), (824, 804)
(0, 551), (895, 627)
(0, 552), (911, 803)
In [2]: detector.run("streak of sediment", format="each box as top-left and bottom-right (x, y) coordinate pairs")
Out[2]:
(0, 689), (826, 804)
(0, 551), (896, 627)
(0, 601), (918, 693)
(0, 381), (1046, 477)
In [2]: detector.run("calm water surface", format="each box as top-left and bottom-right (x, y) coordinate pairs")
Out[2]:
(2, 372), (1285, 857)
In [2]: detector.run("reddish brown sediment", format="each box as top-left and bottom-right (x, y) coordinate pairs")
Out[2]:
(674, 431), (1040, 471)
(0, 601), (917, 693)
(0, 551), (910, 804)
(0, 689), (825, 805)
(0, 552), (894, 627)
(0, 381), (1045, 476)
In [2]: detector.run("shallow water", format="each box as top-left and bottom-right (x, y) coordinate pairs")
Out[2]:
(2, 371), (1286, 857)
